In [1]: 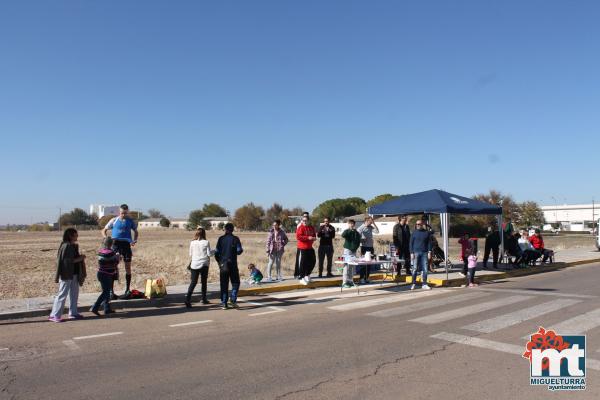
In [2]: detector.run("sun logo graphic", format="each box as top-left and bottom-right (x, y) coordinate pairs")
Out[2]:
(523, 327), (586, 391)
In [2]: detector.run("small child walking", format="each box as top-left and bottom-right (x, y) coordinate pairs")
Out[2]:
(90, 237), (120, 315)
(466, 249), (478, 287)
(247, 263), (264, 285)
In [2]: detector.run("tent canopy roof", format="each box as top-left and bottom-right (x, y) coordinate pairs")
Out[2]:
(367, 189), (502, 216)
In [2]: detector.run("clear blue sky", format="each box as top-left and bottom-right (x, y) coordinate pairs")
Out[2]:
(1, 1), (599, 224)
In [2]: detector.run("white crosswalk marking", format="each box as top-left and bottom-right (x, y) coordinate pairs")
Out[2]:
(521, 307), (600, 338)
(368, 292), (492, 318)
(431, 332), (600, 371)
(409, 295), (533, 324)
(478, 288), (595, 299)
(327, 288), (452, 311)
(462, 298), (581, 333)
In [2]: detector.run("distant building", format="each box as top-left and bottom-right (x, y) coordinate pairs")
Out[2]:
(542, 203), (599, 232)
(89, 204), (120, 219)
(203, 217), (230, 230)
(169, 218), (190, 230)
(138, 218), (162, 229)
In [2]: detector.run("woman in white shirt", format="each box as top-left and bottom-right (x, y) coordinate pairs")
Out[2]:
(517, 230), (541, 265)
(185, 228), (212, 308)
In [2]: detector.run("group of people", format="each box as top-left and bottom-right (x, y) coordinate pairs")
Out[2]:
(49, 205), (555, 322)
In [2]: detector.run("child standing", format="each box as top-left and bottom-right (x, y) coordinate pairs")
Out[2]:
(458, 233), (471, 277)
(467, 249), (478, 287)
(90, 237), (119, 315)
(247, 264), (264, 285)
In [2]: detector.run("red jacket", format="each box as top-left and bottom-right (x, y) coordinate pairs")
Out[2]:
(296, 224), (316, 250)
(529, 235), (544, 250)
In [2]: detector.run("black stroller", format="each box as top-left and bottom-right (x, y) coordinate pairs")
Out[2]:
(430, 236), (454, 270)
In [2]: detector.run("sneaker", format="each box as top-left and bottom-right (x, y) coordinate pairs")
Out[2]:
(300, 279), (308, 286)
(342, 283), (352, 288)
(318, 274), (323, 278)
(422, 284), (431, 290)
(326, 273), (334, 278)
(410, 284), (416, 290)
(221, 303), (228, 310)
(277, 276), (284, 281)
(48, 316), (63, 323)
(228, 300), (239, 309)
(359, 279), (366, 284)
(304, 276), (311, 283)
(68, 314), (84, 320)
(120, 290), (132, 300)
(89, 308), (100, 316)
(468, 283), (475, 288)
(202, 299), (210, 305)
(184, 301), (192, 309)
(458, 272), (466, 277)
(110, 293), (119, 301)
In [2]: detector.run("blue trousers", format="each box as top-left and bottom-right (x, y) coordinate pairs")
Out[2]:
(411, 252), (429, 285)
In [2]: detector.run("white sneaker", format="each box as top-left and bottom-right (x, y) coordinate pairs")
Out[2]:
(278, 276), (283, 281)
(304, 276), (311, 283)
(300, 278), (308, 286)
(422, 284), (431, 290)
(410, 284), (416, 290)
(458, 272), (466, 277)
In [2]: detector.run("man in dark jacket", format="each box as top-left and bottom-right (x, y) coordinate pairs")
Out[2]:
(483, 225), (501, 269)
(392, 215), (411, 274)
(317, 217), (336, 278)
(215, 223), (243, 309)
(409, 219), (432, 290)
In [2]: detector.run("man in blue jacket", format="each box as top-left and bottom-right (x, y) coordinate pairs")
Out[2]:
(409, 219), (432, 290)
(215, 223), (244, 309)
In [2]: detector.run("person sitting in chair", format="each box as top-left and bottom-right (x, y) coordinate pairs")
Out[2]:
(517, 230), (541, 266)
(528, 229), (553, 263)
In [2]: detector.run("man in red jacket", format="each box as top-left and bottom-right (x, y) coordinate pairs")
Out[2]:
(528, 229), (552, 263)
(296, 214), (317, 285)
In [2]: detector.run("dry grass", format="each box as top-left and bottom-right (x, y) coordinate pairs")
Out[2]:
(0, 229), (595, 300)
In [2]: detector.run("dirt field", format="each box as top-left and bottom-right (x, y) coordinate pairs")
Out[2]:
(0, 229), (595, 300)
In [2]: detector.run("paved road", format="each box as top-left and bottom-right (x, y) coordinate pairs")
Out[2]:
(2, 263), (600, 400)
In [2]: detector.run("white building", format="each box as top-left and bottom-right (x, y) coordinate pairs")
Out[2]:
(89, 204), (120, 219)
(542, 203), (599, 232)
(138, 218), (162, 229)
(203, 217), (230, 230)
(169, 218), (190, 230)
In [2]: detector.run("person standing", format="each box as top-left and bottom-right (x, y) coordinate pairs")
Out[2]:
(409, 220), (432, 290)
(266, 219), (289, 281)
(102, 204), (139, 299)
(90, 237), (119, 316)
(392, 215), (411, 275)
(341, 219), (361, 288)
(186, 228), (212, 308)
(49, 228), (86, 322)
(357, 216), (379, 284)
(215, 223), (243, 309)
(296, 214), (317, 285)
(294, 211), (310, 278)
(483, 225), (501, 269)
(317, 217), (336, 278)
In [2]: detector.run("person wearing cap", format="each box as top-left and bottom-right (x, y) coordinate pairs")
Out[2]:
(102, 204), (139, 299)
(214, 223), (244, 309)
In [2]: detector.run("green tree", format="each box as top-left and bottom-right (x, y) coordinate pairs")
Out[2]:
(159, 217), (171, 227)
(233, 202), (265, 231)
(366, 194), (398, 209)
(188, 209), (205, 230)
(312, 197), (367, 223)
(147, 209), (164, 218)
(202, 203), (228, 217)
(59, 208), (98, 226)
(517, 201), (545, 227)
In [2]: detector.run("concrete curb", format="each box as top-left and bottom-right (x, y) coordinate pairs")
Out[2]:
(2, 258), (599, 321)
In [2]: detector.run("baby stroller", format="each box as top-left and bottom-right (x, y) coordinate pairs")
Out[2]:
(431, 236), (453, 270)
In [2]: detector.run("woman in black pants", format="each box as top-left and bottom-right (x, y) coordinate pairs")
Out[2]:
(186, 228), (212, 308)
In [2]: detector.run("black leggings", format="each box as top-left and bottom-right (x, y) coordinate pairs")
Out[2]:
(186, 265), (209, 302)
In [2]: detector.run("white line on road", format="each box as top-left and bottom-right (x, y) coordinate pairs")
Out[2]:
(463, 298), (582, 333)
(368, 292), (492, 318)
(533, 307), (600, 336)
(328, 289), (452, 311)
(431, 332), (600, 371)
(409, 295), (533, 324)
(62, 340), (81, 351)
(0, 348), (9, 352)
(248, 310), (284, 317)
(73, 332), (123, 340)
(478, 288), (596, 299)
(169, 320), (213, 328)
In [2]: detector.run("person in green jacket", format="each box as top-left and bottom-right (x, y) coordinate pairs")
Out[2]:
(341, 219), (361, 288)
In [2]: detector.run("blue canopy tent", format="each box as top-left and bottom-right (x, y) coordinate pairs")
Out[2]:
(367, 189), (503, 280)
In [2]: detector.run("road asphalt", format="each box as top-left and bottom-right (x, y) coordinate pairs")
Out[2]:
(2, 262), (600, 400)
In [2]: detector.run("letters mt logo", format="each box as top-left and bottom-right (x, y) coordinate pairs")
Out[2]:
(523, 327), (586, 391)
